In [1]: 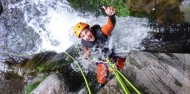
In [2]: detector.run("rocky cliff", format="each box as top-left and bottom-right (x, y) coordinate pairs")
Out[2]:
(32, 51), (190, 94)
(99, 51), (190, 94)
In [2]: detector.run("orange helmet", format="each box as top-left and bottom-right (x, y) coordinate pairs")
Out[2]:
(74, 22), (89, 38)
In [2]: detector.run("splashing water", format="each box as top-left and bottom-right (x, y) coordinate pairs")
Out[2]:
(4, 0), (189, 56)
(111, 17), (151, 56)
(75, 16), (152, 71)
(7, 0), (151, 54)
(7, 0), (91, 53)
(4, 0), (152, 72)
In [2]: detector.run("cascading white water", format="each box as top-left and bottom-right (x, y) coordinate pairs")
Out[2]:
(72, 16), (152, 72)
(7, 0), (151, 54)
(0, 0), (189, 93)
(4, 0), (153, 72)
(8, 0), (88, 53)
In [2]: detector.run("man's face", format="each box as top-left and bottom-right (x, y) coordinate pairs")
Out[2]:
(79, 28), (95, 41)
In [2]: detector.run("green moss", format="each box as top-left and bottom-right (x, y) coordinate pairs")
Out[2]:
(24, 82), (40, 94)
(24, 76), (47, 94)
(37, 65), (46, 73)
(67, 0), (130, 17)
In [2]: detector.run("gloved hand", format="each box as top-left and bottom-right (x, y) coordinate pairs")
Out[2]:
(84, 49), (90, 59)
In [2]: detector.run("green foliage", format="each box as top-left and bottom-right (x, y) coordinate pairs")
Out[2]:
(24, 82), (40, 94)
(67, 0), (130, 16)
(100, 0), (130, 16)
(24, 76), (47, 94)
(37, 65), (46, 73)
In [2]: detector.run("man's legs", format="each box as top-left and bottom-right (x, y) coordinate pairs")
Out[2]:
(96, 63), (109, 88)
(116, 57), (126, 70)
(108, 53), (126, 70)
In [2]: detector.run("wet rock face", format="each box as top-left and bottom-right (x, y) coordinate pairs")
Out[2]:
(126, 0), (190, 53)
(0, 72), (24, 94)
(98, 78), (124, 94)
(98, 51), (190, 94)
(142, 22), (190, 53)
(127, 0), (184, 24)
(31, 74), (69, 94)
(180, 0), (190, 23)
(124, 51), (190, 94)
(0, 1), (3, 15)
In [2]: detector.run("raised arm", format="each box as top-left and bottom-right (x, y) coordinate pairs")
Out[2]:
(101, 6), (116, 36)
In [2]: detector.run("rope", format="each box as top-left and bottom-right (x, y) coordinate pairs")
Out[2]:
(106, 57), (141, 94)
(63, 52), (92, 94)
(106, 58), (130, 94)
(113, 69), (130, 94)
(116, 70), (141, 94)
(2, 47), (33, 57)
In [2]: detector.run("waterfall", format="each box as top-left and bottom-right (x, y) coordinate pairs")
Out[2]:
(0, 0), (154, 72)
(7, 0), (86, 53)
(4, 0), (151, 54)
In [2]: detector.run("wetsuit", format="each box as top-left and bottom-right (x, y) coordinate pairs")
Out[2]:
(81, 15), (116, 48)
(81, 15), (124, 85)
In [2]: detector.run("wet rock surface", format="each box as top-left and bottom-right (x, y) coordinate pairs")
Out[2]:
(126, 51), (190, 94)
(0, 72), (24, 94)
(180, 0), (190, 23)
(142, 22), (190, 53)
(99, 51), (190, 94)
(31, 74), (69, 94)
(127, 0), (184, 23)
(97, 78), (124, 94)
(27, 51), (190, 94)
(0, 1), (3, 15)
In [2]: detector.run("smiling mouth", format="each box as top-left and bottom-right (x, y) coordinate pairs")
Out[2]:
(87, 35), (92, 40)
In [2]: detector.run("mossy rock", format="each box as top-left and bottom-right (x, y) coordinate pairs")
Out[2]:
(126, 0), (184, 23)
